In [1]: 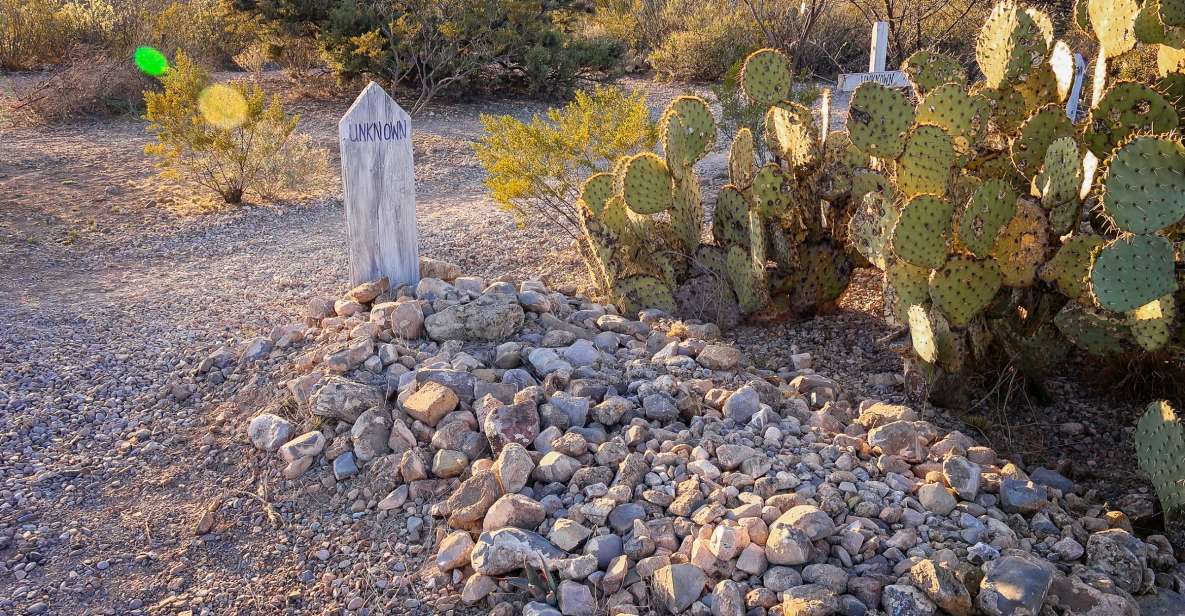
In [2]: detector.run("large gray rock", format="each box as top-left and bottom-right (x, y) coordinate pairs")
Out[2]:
(868, 420), (919, 456)
(493, 442), (534, 493)
(483, 494), (546, 531)
(909, 559), (972, 616)
(882, 584), (936, 616)
(723, 385), (761, 423)
(652, 563), (707, 613)
(782, 584), (838, 616)
(424, 293), (525, 341)
(310, 376), (384, 422)
(976, 556), (1053, 616)
(248, 413), (292, 451)
(484, 400), (541, 456)
(1086, 529), (1150, 594)
(471, 528), (565, 576)
(350, 408), (392, 461)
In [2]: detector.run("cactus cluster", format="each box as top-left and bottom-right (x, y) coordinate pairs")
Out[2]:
(578, 49), (860, 321)
(844, 0), (1185, 385)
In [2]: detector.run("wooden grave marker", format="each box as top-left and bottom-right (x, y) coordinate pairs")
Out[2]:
(837, 22), (908, 91)
(338, 81), (420, 286)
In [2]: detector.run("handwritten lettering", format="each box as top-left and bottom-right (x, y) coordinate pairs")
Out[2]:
(346, 120), (409, 142)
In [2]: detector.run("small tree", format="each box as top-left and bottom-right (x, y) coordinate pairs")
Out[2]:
(475, 86), (656, 243)
(144, 51), (320, 204)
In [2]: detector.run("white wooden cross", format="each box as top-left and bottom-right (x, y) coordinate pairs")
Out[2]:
(338, 82), (420, 287)
(837, 22), (909, 91)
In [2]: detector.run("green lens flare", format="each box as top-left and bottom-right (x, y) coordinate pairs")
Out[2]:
(134, 47), (169, 76)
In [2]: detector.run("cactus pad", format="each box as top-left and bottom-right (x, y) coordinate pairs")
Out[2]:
(916, 84), (989, 158)
(752, 163), (792, 216)
(670, 176), (703, 253)
(898, 124), (955, 197)
(908, 304), (940, 363)
(1154, 72), (1185, 117)
(991, 200), (1048, 288)
(1054, 301), (1132, 355)
(892, 195), (954, 269)
(741, 48), (793, 107)
(977, 2), (1049, 88)
(619, 153), (673, 214)
(580, 173), (615, 217)
(1158, 45), (1185, 77)
(958, 179), (1017, 257)
(712, 185), (750, 251)
(1010, 105), (1076, 179)
(929, 257), (1004, 326)
(848, 190), (898, 270)
(1088, 0), (1140, 57)
(612, 275), (676, 316)
(727, 245), (765, 313)
(660, 96), (716, 170)
(1090, 234), (1177, 312)
(691, 244), (729, 281)
(975, 84), (1029, 133)
(1100, 136), (1185, 233)
(766, 104), (820, 171)
(1041, 234), (1105, 300)
(1085, 83), (1179, 158)
(1129, 295), (1178, 351)
(1135, 400), (1185, 520)
(848, 82), (915, 158)
(1136, 0), (1168, 44)
(729, 128), (757, 189)
(901, 50), (966, 96)
(1164, 0), (1185, 26)
(888, 260), (933, 322)
(1035, 137), (1083, 209)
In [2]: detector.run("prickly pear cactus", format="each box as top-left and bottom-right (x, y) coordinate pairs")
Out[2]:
(902, 50), (966, 96)
(1135, 400), (1185, 520)
(741, 48), (793, 107)
(848, 82), (915, 158)
(1084, 83), (1178, 158)
(1099, 136), (1185, 233)
(892, 195), (954, 269)
(929, 257), (1004, 326)
(619, 153), (673, 215)
(897, 124), (955, 197)
(1090, 234), (1177, 312)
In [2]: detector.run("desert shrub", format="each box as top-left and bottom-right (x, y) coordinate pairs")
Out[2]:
(240, 0), (623, 113)
(845, 0), (989, 68)
(144, 52), (326, 204)
(234, 42), (269, 81)
(648, 1), (759, 82)
(474, 85), (656, 241)
(148, 0), (263, 68)
(0, 0), (71, 69)
(583, 0), (673, 53)
(10, 45), (156, 123)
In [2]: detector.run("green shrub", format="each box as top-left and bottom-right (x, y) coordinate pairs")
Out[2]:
(474, 85), (656, 240)
(240, 0), (623, 112)
(144, 52), (326, 204)
(648, 2), (758, 82)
